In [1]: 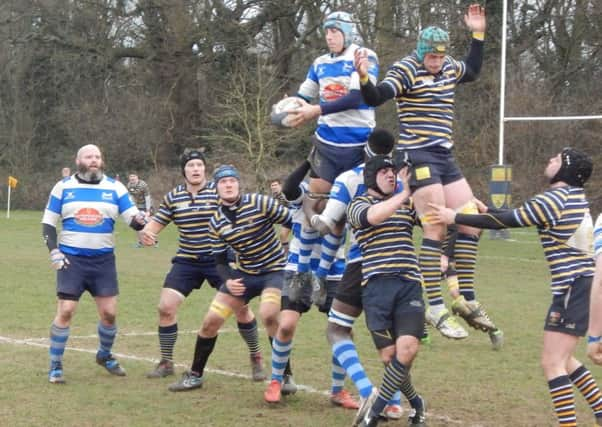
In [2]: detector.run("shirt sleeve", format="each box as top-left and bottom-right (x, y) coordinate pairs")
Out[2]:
(41, 181), (64, 226)
(595, 214), (602, 258)
(347, 197), (372, 229)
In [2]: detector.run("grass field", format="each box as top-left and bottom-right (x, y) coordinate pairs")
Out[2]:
(1, 210), (601, 426)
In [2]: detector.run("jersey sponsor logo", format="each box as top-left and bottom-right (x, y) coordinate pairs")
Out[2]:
(74, 207), (103, 227)
(331, 184), (342, 194)
(323, 83), (348, 101)
(64, 191), (76, 200)
(102, 192), (114, 201)
(342, 62), (353, 73)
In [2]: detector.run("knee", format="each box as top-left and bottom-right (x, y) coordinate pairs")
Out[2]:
(200, 315), (222, 336)
(234, 305), (254, 323)
(326, 323), (352, 345)
(56, 309), (74, 324)
(157, 301), (176, 320)
(100, 311), (116, 325)
(278, 322), (297, 341)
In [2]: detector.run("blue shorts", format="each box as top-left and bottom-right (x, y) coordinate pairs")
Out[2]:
(164, 256), (222, 297)
(362, 276), (425, 344)
(220, 270), (284, 304)
(544, 276), (592, 337)
(308, 137), (365, 183)
(400, 147), (464, 190)
(56, 253), (118, 301)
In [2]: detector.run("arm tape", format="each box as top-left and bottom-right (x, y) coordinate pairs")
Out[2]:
(42, 223), (58, 251)
(129, 216), (145, 231)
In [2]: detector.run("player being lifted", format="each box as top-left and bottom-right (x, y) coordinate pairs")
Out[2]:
(354, 4), (502, 346)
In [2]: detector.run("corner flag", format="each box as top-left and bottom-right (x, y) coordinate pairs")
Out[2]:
(8, 176), (18, 189)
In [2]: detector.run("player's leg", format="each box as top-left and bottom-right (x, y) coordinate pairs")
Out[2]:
(413, 182), (467, 340)
(445, 178), (501, 343)
(92, 254), (125, 376)
(168, 291), (240, 392)
(147, 288), (184, 378)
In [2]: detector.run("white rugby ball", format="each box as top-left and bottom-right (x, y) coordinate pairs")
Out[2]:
(270, 97), (303, 128)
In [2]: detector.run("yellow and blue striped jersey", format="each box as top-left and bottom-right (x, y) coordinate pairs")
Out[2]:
(209, 193), (291, 274)
(381, 55), (466, 150)
(512, 186), (594, 295)
(152, 182), (218, 260)
(347, 195), (421, 285)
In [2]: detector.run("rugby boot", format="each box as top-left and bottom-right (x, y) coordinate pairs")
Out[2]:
(425, 307), (468, 339)
(146, 359), (175, 378)
(330, 389), (360, 409)
(264, 379), (282, 403)
(452, 296), (497, 332)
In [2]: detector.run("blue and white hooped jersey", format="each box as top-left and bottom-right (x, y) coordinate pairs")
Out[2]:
(297, 43), (378, 148)
(284, 182), (346, 280)
(322, 163), (403, 264)
(595, 213), (602, 258)
(42, 175), (139, 257)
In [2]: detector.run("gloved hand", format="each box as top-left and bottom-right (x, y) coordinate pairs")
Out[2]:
(50, 249), (70, 271)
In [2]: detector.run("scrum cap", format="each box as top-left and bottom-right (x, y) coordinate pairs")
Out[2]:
(213, 164), (241, 184)
(550, 147), (593, 187)
(323, 11), (355, 49)
(364, 155), (395, 196)
(416, 26), (450, 62)
(180, 149), (206, 176)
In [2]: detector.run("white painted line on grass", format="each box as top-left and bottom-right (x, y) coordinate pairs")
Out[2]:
(1, 334), (465, 425)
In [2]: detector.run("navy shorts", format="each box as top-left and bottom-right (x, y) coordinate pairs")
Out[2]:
(308, 136), (365, 184)
(544, 276), (592, 337)
(362, 276), (425, 345)
(220, 270), (284, 304)
(333, 261), (363, 309)
(164, 256), (222, 297)
(400, 147), (464, 190)
(56, 253), (118, 301)
(281, 271), (338, 314)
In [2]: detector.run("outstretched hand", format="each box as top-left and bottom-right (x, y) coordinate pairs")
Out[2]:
(464, 3), (486, 33)
(427, 202), (457, 225)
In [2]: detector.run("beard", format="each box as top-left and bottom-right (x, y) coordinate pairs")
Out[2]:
(77, 164), (104, 182)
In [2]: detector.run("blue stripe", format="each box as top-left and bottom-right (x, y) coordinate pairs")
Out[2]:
(47, 195), (62, 214)
(62, 217), (115, 234)
(317, 125), (371, 145)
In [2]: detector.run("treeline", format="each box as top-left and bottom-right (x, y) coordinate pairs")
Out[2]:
(0, 0), (600, 213)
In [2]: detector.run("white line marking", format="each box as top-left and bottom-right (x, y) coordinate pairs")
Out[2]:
(0, 334), (465, 425)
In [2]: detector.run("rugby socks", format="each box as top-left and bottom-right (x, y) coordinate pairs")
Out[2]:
(316, 233), (343, 278)
(548, 375), (576, 426)
(370, 358), (408, 418)
(158, 323), (178, 362)
(419, 239), (444, 307)
(331, 355), (346, 394)
(332, 339), (373, 399)
(298, 228), (319, 273)
(49, 323), (70, 369)
(191, 335), (217, 377)
(270, 338), (292, 383)
(237, 319), (261, 357)
(569, 365), (602, 418)
(97, 322), (117, 358)
(399, 374), (423, 409)
(269, 336), (293, 376)
(455, 233), (478, 301)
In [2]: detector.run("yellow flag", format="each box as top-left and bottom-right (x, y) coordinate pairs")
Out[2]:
(8, 176), (18, 189)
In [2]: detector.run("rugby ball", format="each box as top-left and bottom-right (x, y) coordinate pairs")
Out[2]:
(270, 97), (303, 128)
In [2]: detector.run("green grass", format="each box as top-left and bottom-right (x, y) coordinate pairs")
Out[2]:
(1, 210), (601, 426)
